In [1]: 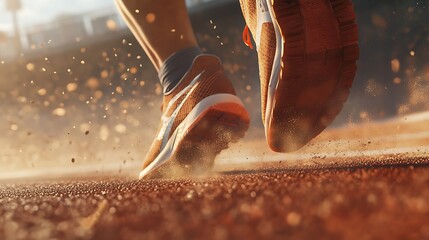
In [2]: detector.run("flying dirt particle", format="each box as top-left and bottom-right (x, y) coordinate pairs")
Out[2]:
(146, 13), (155, 23)
(410, 50), (415, 57)
(391, 59), (400, 73)
(71, 158), (75, 163)
(115, 124), (127, 134)
(52, 108), (66, 117)
(393, 77), (401, 84)
(94, 90), (103, 100)
(26, 63), (35, 71)
(129, 67), (138, 74)
(100, 125), (110, 141)
(155, 84), (162, 95)
(367, 193), (377, 204)
(66, 83), (78, 92)
(86, 77), (100, 89)
(286, 212), (301, 226)
(10, 124), (19, 131)
(186, 190), (194, 199)
(106, 19), (118, 30)
(135, 9), (140, 13)
(371, 14), (387, 28)
(250, 191), (257, 198)
(85, 130), (90, 135)
(318, 200), (332, 218)
(109, 207), (117, 214)
(116, 86), (123, 94)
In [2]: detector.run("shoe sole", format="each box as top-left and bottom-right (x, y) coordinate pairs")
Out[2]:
(265, 0), (359, 152)
(139, 94), (249, 179)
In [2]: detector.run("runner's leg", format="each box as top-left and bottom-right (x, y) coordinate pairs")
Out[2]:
(115, 0), (198, 70)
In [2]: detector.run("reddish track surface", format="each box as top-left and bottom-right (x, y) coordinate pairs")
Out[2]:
(1, 157), (429, 240)
(2, 114), (429, 239)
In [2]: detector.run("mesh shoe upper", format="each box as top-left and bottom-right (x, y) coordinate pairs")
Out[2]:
(141, 55), (237, 170)
(240, 0), (359, 152)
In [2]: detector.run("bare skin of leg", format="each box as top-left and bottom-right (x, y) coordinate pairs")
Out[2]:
(115, 0), (198, 71)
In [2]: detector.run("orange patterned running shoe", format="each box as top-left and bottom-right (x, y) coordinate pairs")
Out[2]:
(240, 0), (359, 152)
(139, 55), (250, 179)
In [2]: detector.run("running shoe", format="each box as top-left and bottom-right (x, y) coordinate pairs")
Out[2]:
(240, 0), (359, 152)
(139, 55), (250, 179)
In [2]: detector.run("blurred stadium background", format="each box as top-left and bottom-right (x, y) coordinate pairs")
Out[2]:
(0, 0), (428, 177)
